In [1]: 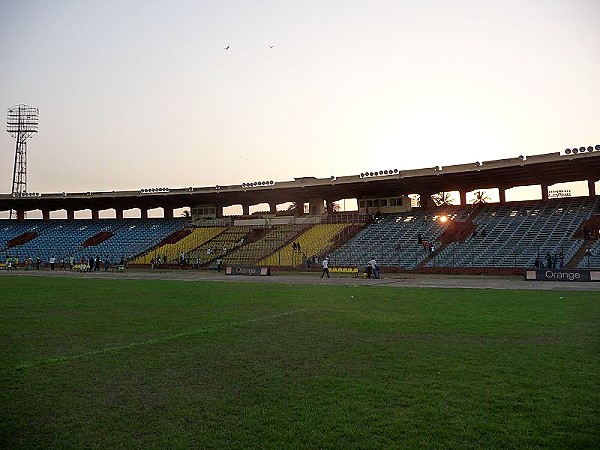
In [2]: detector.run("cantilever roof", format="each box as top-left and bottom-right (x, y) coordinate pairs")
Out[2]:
(1, 151), (599, 213)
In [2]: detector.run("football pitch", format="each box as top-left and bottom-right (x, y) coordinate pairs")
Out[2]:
(1, 275), (599, 449)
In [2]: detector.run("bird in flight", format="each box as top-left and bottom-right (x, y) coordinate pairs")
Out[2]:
(269, 45), (275, 48)
(224, 45), (230, 50)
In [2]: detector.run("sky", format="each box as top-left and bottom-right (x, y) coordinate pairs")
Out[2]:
(1, 0), (599, 205)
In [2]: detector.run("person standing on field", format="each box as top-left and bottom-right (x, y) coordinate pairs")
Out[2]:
(320, 256), (330, 279)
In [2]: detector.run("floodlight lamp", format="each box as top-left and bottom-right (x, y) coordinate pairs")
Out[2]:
(572, 148), (578, 154)
(579, 147), (586, 153)
(565, 149), (571, 154)
(595, 144), (600, 151)
(587, 146), (593, 152)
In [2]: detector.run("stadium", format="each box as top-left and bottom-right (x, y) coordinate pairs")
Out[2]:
(2, 1), (600, 447)
(2, 136), (600, 448)
(2, 144), (600, 274)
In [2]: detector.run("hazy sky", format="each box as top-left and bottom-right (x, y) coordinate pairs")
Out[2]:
(1, 0), (599, 196)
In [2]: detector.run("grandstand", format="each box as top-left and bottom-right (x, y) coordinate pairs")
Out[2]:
(1, 149), (599, 271)
(1, 218), (186, 266)
(259, 223), (361, 267)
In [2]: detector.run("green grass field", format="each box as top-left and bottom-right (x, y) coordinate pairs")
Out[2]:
(1, 276), (599, 449)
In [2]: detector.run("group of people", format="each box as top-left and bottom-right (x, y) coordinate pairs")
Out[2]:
(417, 233), (436, 256)
(319, 255), (380, 279)
(302, 254), (321, 270)
(3, 255), (125, 272)
(150, 255), (166, 269)
(534, 252), (565, 269)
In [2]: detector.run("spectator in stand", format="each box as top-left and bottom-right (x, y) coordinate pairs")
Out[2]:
(584, 247), (592, 267)
(545, 252), (552, 269)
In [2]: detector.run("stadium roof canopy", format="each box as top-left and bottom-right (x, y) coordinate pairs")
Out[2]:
(1, 151), (599, 214)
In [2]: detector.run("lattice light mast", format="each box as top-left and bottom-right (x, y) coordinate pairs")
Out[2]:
(7, 104), (39, 196)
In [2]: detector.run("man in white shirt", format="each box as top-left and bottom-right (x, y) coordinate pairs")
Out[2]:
(320, 257), (330, 279)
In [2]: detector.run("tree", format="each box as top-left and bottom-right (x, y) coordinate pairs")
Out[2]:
(472, 190), (491, 204)
(431, 192), (454, 206)
(410, 194), (421, 207)
(324, 202), (341, 213)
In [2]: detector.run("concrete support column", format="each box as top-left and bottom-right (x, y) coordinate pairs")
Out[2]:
(541, 183), (549, 201)
(309, 198), (325, 215)
(215, 206), (224, 218)
(499, 188), (506, 204)
(459, 191), (467, 206)
(242, 204), (250, 216)
(67, 210), (74, 220)
(42, 210), (50, 221)
(419, 193), (431, 209)
(140, 209), (148, 220)
(91, 210), (99, 221)
(116, 209), (124, 220)
(588, 179), (597, 197)
(269, 203), (277, 214)
(295, 200), (306, 215)
(16, 210), (25, 221)
(163, 208), (173, 219)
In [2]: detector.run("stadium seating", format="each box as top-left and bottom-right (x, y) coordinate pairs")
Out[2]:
(0, 218), (187, 265)
(1, 196), (598, 270)
(223, 225), (304, 266)
(259, 223), (355, 267)
(132, 227), (224, 264)
(328, 207), (470, 270)
(188, 226), (250, 266)
(425, 197), (599, 269)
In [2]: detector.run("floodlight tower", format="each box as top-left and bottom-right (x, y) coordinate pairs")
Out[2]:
(7, 104), (39, 196)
